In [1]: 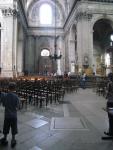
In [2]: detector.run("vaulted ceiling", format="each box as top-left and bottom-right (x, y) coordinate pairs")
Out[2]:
(26, 0), (65, 10)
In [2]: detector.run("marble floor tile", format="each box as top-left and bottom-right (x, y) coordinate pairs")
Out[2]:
(29, 146), (42, 150)
(51, 117), (88, 130)
(26, 119), (48, 128)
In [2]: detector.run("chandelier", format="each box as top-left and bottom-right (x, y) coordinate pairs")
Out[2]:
(49, 0), (62, 60)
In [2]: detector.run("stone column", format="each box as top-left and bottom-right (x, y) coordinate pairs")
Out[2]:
(76, 11), (92, 72)
(17, 39), (24, 75)
(12, 8), (18, 77)
(1, 7), (17, 77)
(110, 51), (113, 73)
(57, 50), (61, 75)
(65, 33), (69, 72)
(0, 11), (3, 75)
(16, 25), (25, 76)
(25, 36), (35, 74)
(33, 36), (36, 74)
(69, 39), (76, 73)
(57, 36), (64, 75)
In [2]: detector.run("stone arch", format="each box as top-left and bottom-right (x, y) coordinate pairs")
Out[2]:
(91, 15), (113, 29)
(93, 19), (113, 48)
(27, 0), (65, 18)
(27, 0), (65, 26)
(92, 18), (113, 75)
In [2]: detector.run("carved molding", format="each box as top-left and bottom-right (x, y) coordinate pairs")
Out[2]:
(2, 8), (18, 17)
(76, 11), (92, 21)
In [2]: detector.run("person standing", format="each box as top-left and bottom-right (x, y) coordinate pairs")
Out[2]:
(0, 91), (2, 133)
(0, 82), (20, 147)
(102, 75), (113, 139)
(81, 73), (87, 89)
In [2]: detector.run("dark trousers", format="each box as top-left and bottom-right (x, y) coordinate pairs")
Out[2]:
(80, 80), (86, 89)
(3, 117), (18, 135)
(107, 99), (113, 135)
(108, 111), (113, 135)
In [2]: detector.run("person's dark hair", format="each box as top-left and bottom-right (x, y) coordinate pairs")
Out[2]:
(8, 82), (16, 90)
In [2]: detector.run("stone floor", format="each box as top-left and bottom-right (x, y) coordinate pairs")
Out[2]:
(0, 88), (113, 150)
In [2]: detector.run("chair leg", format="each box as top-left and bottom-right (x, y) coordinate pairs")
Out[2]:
(40, 99), (43, 108)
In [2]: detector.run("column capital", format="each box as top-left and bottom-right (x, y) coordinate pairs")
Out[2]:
(76, 11), (92, 21)
(2, 7), (18, 17)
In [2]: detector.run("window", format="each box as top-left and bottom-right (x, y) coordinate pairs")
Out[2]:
(105, 53), (110, 67)
(41, 49), (50, 56)
(39, 3), (52, 25)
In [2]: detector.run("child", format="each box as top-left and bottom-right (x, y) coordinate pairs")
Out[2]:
(0, 82), (20, 147)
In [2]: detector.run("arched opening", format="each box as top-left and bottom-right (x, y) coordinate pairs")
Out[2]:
(38, 49), (52, 75)
(41, 49), (50, 56)
(28, 0), (65, 27)
(39, 3), (52, 25)
(93, 19), (113, 75)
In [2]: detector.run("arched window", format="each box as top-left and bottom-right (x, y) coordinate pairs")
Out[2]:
(39, 3), (52, 25)
(41, 49), (50, 56)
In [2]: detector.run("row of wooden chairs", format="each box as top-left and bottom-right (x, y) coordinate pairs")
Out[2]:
(0, 79), (65, 108)
(95, 80), (107, 97)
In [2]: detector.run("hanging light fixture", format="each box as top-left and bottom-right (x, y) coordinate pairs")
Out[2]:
(49, 0), (62, 60)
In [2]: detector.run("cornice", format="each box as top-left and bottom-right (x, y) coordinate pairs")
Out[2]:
(28, 26), (63, 30)
(27, 26), (64, 36)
